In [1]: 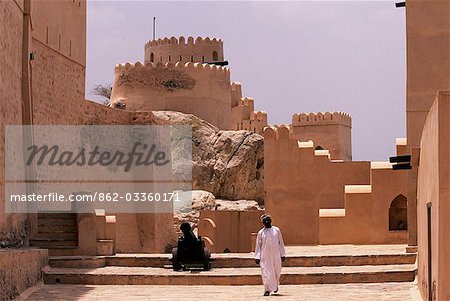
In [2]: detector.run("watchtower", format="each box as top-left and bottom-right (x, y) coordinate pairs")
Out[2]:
(291, 112), (352, 161)
(144, 36), (224, 64)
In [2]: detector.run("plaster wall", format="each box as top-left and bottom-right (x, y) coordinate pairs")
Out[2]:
(31, 0), (86, 66)
(31, 41), (85, 123)
(417, 91), (450, 301)
(198, 210), (262, 253)
(263, 126), (370, 245)
(115, 213), (175, 253)
(406, 0), (450, 247)
(319, 167), (408, 244)
(110, 62), (232, 129)
(406, 0), (450, 149)
(0, 0), (28, 247)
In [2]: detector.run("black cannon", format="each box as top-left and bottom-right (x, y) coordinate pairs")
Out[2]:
(204, 60), (229, 66)
(172, 222), (211, 271)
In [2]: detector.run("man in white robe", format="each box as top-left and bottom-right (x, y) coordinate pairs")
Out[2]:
(255, 214), (286, 296)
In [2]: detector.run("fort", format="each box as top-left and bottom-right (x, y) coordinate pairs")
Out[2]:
(1, 0), (450, 300)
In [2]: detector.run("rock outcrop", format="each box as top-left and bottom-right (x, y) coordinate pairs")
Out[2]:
(153, 111), (264, 203)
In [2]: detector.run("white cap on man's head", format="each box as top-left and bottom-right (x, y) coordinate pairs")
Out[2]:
(260, 213), (272, 221)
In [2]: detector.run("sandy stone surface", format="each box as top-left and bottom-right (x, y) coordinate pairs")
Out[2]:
(25, 283), (422, 301)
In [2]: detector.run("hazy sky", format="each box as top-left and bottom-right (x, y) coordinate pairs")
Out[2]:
(86, 0), (406, 161)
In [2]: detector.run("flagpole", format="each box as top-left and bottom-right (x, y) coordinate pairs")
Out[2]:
(153, 17), (156, 40)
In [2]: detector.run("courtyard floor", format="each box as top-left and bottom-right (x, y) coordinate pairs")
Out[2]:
(22, 245), (421, 300)
(24, 282), (422, 301)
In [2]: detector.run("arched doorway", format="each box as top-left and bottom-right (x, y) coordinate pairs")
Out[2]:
(389, 194), (407, 231)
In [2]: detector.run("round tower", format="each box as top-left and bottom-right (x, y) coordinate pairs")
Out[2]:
(144, 36), (224, 64)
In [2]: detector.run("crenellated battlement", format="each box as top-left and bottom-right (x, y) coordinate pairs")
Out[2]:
(292, 112), (352, 127)
(250, 111), (268, 122)
(144, 36), (225, 64)
(231, 82), (242, 90)
(263, 125), (292, 140)
(264, 125), (335, 161)
(145, 36), (223, 48)
(239, 97), (255, 108)
(114, 61), (230, 77)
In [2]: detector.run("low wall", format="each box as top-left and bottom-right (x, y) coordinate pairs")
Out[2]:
(0, 248), (48, 301)
(198, 211), (262, 253)
(319, 167), (408, 245)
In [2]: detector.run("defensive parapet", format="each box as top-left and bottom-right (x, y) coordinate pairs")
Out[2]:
(232, 97), (268, 134)
(235, 111), (268, 134)
(110, 61), (232, 129)
(230, 81), (269, 134)
(144, 36), (224, 65)
(231, 82), (242, 107)
(250, 111), (268, 123)
(113, 61), (230, 77)
(292, 112), (351, 127)
(290, 112), (352, 161)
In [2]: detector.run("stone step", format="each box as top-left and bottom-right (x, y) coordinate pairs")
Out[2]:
(38, 213), (77, 219)
(43, 264), (416, 285)
(34, 232), (78, 240)
(30, 238), (78, 248)
(38, 225), (78, 233)
(38, 219), (77, 226)
(48, 253), (416, 269)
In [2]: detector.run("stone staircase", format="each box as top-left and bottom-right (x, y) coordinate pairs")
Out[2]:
(43, 245), (417, 285)
(30, 213), (78, 250)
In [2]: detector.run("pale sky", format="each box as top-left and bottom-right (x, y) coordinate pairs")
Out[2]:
(86, 0), (406, 161)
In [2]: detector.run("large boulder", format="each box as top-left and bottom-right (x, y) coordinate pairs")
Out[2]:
(215, 199), (262, 211)
(153, 111), (264, 203)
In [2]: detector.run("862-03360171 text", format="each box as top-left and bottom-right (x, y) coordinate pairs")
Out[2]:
(9, 191), (182, 202)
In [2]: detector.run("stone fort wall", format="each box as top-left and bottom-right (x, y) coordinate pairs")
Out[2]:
(0, 0), (27, 247)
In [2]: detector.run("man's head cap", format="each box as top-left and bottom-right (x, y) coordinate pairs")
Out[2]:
(260, 214), (272, 221)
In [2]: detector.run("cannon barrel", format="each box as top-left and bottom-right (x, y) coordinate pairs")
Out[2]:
(204, 60), (229, 66)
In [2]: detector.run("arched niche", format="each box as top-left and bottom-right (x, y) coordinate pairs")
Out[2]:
(389, 194), (408, 231)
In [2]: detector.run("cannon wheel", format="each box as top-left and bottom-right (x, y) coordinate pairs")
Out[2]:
(172, 247), (181, 271)
(203, 247), (211, 271)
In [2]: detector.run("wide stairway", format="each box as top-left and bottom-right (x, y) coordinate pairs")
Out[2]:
(30, 213), (78, 250)
(43, 245), (416, 285)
